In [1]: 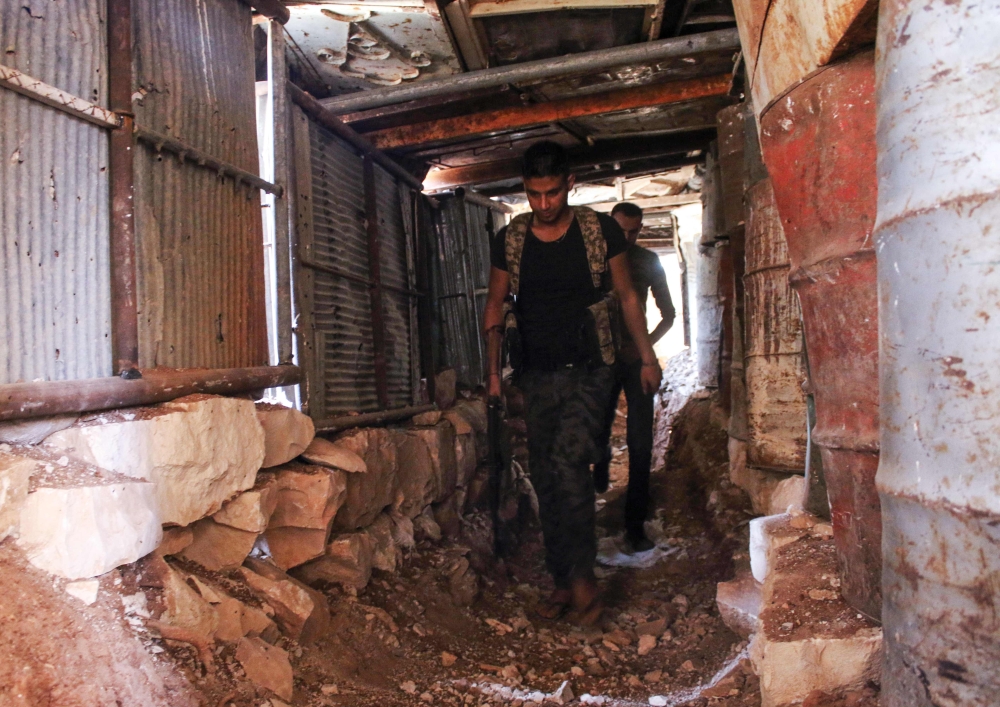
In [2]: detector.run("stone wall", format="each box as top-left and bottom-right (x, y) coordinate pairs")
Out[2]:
(0, 377), (490, 699)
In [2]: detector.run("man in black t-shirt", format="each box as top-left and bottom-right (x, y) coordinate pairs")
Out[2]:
(483, 142), (662, 625)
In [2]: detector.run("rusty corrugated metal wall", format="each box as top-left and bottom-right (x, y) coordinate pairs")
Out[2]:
(430, 195), (495, 388)
(0, 0), (112, 384)
(132, 0), (267, 369)
(308, 121), (377, 414)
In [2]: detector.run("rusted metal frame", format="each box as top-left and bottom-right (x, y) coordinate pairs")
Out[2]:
(0, 63), (122, 129)
(314, 403), (436, 433)
(363, 157), (391, 410)
(319, 28), (741, 114)
(289, 105), (323, 418)
(366, 74), (733, 150)
(108, 0), (140, 377)
(415, 196), (437, 404)
(0, 365), (302, 422)
(288, 84), (426, 192)
(399, 186), (422, 404)
(338, 85), (506, 125)
(134, 126), (282, 197)
(425, 129), (715, 190)
(238, 0), (291, 24)
(460, 190), (511, 213)
(299, 256), (422, 297)
(269, 20), (294, 365)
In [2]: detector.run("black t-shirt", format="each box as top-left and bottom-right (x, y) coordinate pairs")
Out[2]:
(491, 212), (628, 371)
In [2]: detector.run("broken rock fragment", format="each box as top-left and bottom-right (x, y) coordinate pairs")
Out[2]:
(213, 473), (279, 533)
(178, 517), (258, 571)
(257, 403), (315, 468)
(407, 422), (458, 504)
(396, 432), (436, 518)
(160, 565), (219, 643)
(300, 437), (367, 473)
(292, 531), (373, 590)
(241, 557), (330, 644)
(236, 636), (294, 701)
(264, 463), (347, 570)
(365, 513), (400, 573)
(45, 395), (265, 526)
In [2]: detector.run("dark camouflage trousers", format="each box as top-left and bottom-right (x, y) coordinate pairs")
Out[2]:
(521, 365), (615, 588)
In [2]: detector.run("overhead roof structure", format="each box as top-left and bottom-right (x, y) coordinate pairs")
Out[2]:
(279, 0), (742, 200)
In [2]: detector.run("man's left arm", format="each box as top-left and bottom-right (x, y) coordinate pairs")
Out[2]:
(647, 255), (675, 345)
(609, 253), (661, 394)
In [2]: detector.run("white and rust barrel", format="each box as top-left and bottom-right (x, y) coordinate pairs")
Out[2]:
(875, 1), (1000, 704)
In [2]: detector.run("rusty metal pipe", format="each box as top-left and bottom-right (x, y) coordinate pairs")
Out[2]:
(319, 28), (740, 114)
(314, 403), (436, 433)
(365, 74), (732, 150)
(0, 366), (302, 422)
(107, 0), (139, 376)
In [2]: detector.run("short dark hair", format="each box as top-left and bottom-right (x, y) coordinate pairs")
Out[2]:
(522, 141), (570, 180)
(611, 202), (643, 219)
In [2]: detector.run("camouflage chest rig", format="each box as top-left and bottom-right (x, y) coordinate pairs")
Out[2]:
(504, 206), (621, 367)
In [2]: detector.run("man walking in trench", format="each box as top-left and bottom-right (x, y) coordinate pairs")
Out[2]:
(595, 202), (675, 553)
(482, 142), (661, 624)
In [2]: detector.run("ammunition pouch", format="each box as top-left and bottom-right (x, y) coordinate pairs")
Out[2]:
(584, 291), (622, 367)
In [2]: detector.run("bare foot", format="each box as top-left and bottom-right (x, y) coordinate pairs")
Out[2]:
(536, 588), (572, 619)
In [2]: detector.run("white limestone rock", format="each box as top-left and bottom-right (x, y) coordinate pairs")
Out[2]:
(18, 476), (161, 579)
(256, 403), (315, 468)
(65, 579), (100, 605)
(716, 571), (763, 639)
(768, 476), (806, 515)
(0, 447), (37, 541)
(395, 432), (436, 519)
(178, 517), (258, 571)
(751, 628), (883, 707)
(407, 422), (457, 504)
(293, 531), (374, 590)
(749, 514), (810, 584)
(45, 395), (265, 526)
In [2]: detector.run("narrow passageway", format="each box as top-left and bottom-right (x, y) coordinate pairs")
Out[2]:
(160, 351), (763, 707)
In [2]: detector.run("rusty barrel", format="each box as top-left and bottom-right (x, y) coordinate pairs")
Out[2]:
(875, 2), (1000, 703)
(759, 50), (881, 620)
(743, 176), (807, 473)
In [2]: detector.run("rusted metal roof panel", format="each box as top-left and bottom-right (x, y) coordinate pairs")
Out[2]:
(308, 120), (379, 413)
(132, 0), (268, 369)
(285, 4), (461, 96)
(0, 0), (112, 384)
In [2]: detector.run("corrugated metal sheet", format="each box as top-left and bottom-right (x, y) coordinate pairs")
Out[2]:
(132, 0), (267, 369)
(309, 120), (378, 413)
(0, 0), (112, 384)
(431, 196), (493, 387)
(373, 162), (414, 408)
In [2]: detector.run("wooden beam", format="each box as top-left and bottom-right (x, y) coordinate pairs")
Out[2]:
(423, 128), (714, 190)
(367, 74), (731, 150)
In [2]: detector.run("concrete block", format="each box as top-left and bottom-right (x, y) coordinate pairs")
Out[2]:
(329, 428), (399, 531)
(18, 473), (161, 579)
(45, 395), (265, 526)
